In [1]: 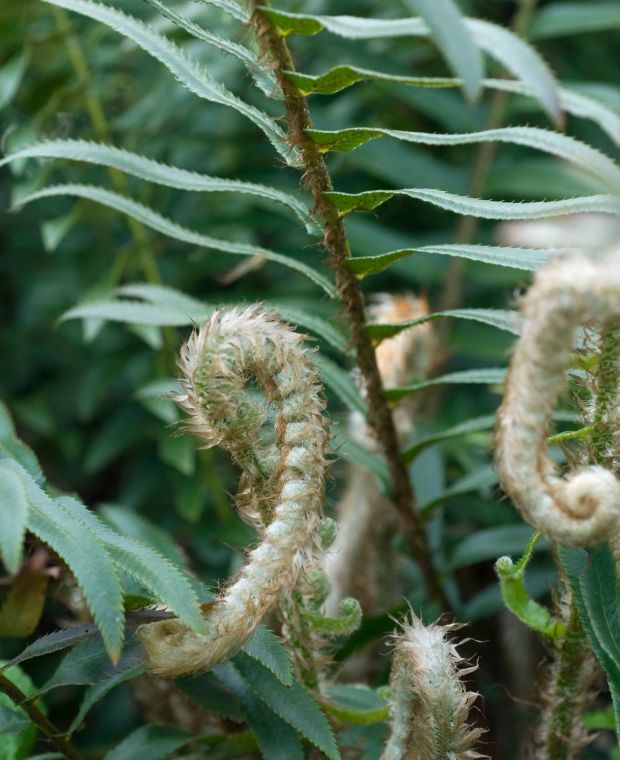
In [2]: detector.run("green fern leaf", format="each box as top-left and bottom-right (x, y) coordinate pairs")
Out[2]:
(324, 187), (620, 219)
(13, 184), (336, 298)
(0, 464), (29, 574)
(347, 244), (563, 278)
(41, 0), (293, 163)
(0, 140), (315, 230)
(384, 367), (507, 401)
(56, 496), (205, 634)
(2, 460), (124, 662)
(309, 126), (620, 192)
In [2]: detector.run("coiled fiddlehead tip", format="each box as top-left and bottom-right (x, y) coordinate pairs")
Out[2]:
(495, 252), (620, 547)
(139, 305), (330, 677)
(382, 614), (485, 760)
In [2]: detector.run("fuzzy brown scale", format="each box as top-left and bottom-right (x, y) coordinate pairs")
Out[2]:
(139, 306), (330, 677)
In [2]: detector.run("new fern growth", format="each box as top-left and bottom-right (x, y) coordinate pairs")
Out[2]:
(495, 251), (620, 546)
(383, 614), (485, 760)
(139, 305), (330, 676)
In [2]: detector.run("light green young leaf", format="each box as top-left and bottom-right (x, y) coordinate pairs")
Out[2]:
(495, 532), (565, 639)
(365, 308), (522, 342)
(233, 652), (340, 760)
(0, 464), (29, 574)
(402, 414), (496, 463)
(0, 140), (315, 231)
(41, 0), (293, 164)
(62, 299), (207, 327)
(530, 2), (620, 39)
(272, 304), (350, 353)
(1, 461), (125, 662)
(57, 497), (204, 633)
(144, 0), (277, 96)
(262, 8), (562, 124)
(384, 367), (507, 401)
(13, 184), (336, 298)
(406, 0), (483, 102)
(324, 187), (620, 220)
(309, 126), (620, 192)
(347, 244), (563, 279)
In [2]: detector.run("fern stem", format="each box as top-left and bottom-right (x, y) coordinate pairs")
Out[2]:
(532, 597), (596, 760)
(0, 671), (84, 760)
(249, 1), (448, 612)
(590, 323), (620, 468)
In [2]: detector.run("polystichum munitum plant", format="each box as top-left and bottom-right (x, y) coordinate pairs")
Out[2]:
(2, 0), (620, 758)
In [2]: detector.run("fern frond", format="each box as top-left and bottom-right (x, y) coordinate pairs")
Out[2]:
(13, 184), (336, 297)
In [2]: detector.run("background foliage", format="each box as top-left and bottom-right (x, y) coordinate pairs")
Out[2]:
(1, 0), (620, 757)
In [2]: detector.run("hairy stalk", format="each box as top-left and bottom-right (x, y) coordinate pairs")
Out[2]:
(139, 306), (329, 676)
(52, 7), (162, 287)
(325, 294), (435, 616)
(495, 252), (620, 546)
(249, 2), (447, 610)
(382, 614), (485, 760)
(530, 595), (597, 760)
(589, 324), (620, 470)
(0, 671), (84, 760)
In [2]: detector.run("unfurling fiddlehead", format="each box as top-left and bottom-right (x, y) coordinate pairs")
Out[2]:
(495, 252), (620, 547)
(382, 614), (485, 760)
(139, 306), (330, 677)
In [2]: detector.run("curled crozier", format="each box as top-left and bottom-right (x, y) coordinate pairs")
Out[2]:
(495, 252), (620, 547)
(139, 306), (330, 676)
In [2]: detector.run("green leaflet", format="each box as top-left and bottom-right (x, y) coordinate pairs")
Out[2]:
(62, 286), (345, 349)
(451, 524), (547, 569)
(530, 2), (620, 39)
(0, 465), (29, 574)
(324, 187), (620, 220)
(309, 126), (620, 193)
(57, 496), (205, 635)
(420, 464), (499, 514)
(233, 652), (340, 760)
(0, 140), (315, 231)
(261, 7), (562, 124)
(237, 686), (304, 760)
(303, 597), (362, 637)
(405, 0), (483, 102)
(495, 532), (565, 639)
(193, 0), (249, 23)
(13, 184), (336, 298)
(105, 726), (191, 760)
(41, 0), (293, 164)
(287, 67), (620, 144)
(347, 244), (563, 279)
(311, 354), (367, 415)
(560, 545), (620, 740)
(401, 414), (496, 463)
(2, 624), (101, 670)
(68, 663), (144, 734)
(144, 0), (277, 96)
(384, 367), (506, 401)
(365, 308), (522, 343)
(2, 459), (125, 662)
(241, 625), (293, 686)
(324, 684), (389, 726)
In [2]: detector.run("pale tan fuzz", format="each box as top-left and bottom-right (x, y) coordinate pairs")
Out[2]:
(324, 294), (434, 615)
(139, 306), (329, 676)
(382, 615), (485, 760)
(495, 252), (620, 546)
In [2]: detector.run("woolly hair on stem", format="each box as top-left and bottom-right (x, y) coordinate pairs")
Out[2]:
(382, 614), (485, 760)
(495, 251), (620, 547)
(139, 305), (330, 677)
